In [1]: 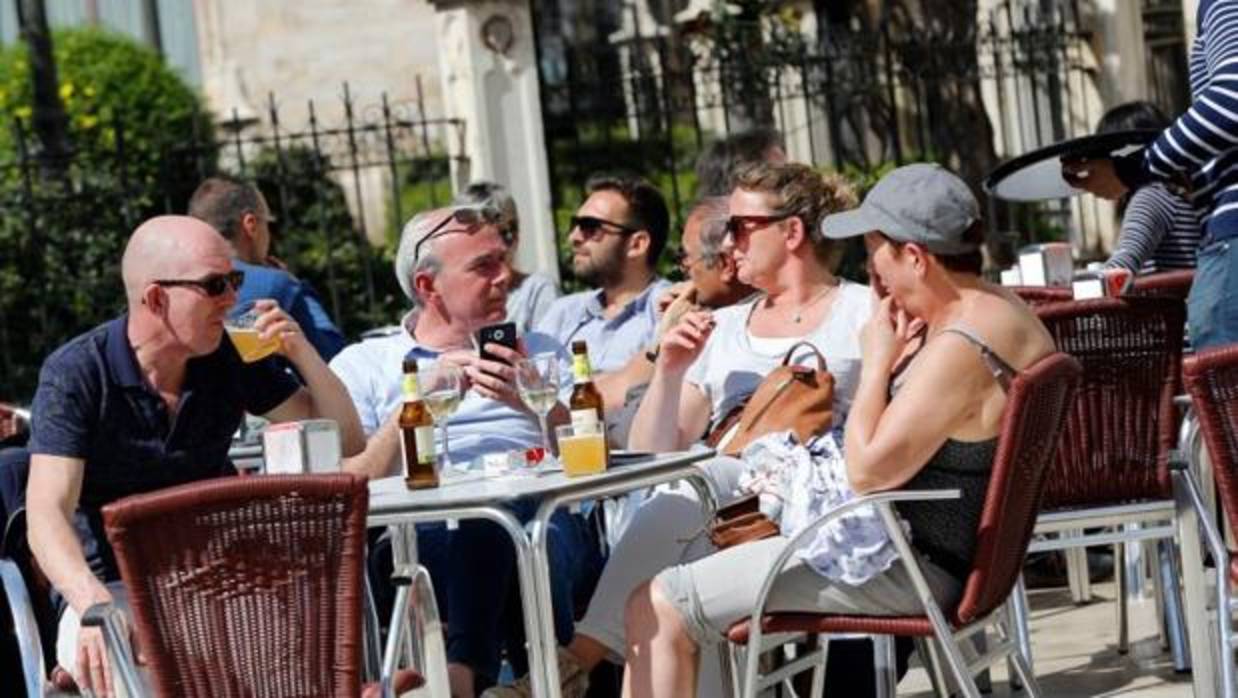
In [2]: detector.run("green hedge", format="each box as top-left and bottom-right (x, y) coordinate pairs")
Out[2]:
(0, 28), (217, 399)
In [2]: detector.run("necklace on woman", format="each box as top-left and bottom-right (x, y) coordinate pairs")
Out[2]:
(772, 282), (838, 324)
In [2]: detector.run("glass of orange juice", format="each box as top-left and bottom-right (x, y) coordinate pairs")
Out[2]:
(554, 422), (607, 477)
(225, 303), (281, 362)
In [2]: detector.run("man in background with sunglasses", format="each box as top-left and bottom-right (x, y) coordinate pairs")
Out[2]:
(188, 175), (346, 361)
(24, 215), (364, 697)
(535, 173), (672, 418)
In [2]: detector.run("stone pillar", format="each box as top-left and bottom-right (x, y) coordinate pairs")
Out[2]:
(1092, 0), (1149, 106)
(767, 0), (821, 166)
(1182, 0), (1200, 46)
(430, 0), (560, 281)
(608, 0), (670, 140)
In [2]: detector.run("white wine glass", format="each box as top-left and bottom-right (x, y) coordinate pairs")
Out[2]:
(515, 354), (559, 465)
(421, 362), (464, 470)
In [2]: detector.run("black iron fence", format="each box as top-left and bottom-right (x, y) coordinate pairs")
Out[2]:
(533, 0), (1129, 260)
(0, 82), (464, 399)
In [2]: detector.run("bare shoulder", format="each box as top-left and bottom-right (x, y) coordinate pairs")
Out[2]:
(961, 287), (1055, 370)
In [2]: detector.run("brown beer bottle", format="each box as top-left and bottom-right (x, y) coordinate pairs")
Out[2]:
(569, 340), (605, 432)
(400, 359), (438, 489)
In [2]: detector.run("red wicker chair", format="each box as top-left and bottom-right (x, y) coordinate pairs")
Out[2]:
(1012, 297), (1188, 666)
(1130, 269), (1194, 300)
(1009, 286), (1072, 307)
(1175, 345), (1238, 696)
(83, 474), (424, 697)
(722, 352), (1081, 698)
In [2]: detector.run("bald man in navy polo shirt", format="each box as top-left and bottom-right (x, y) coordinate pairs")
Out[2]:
(25, 216), (363, 697)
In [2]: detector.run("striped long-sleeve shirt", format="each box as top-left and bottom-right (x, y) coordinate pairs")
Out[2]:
(1132, 0), (1238, 242)
(1104, 183), (1202, 273)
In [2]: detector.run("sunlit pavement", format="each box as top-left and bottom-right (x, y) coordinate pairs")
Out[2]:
(901, 582), (1194, 697)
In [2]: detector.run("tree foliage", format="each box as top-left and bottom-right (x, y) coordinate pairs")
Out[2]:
(0, 28), (217, 399)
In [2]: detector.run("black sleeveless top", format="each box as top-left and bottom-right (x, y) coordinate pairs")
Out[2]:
(890, 326), (1017, 582)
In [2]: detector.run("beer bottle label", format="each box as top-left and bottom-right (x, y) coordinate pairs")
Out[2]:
(402, 373), (421, 398)
(572, 353), (592, 382)
(571, 408), (600, 432)
(414, 425), (436, 465)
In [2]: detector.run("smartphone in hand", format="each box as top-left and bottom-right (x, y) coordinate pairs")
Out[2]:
(477, 322), (518, 364)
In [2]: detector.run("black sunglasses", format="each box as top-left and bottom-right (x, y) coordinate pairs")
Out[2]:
(724, 213), (795, 238)
(153, 270), (245, 297)
(570, 215), (638, 238)
(414, 207), (507, 261)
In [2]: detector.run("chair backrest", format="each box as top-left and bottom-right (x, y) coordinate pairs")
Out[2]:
(953, 352), (1081, 625)
(102, 473), (368, 698)
(1009, 286), (1072, 307)
(1035, 297), (1185, 507)
(1183, 345), (1238, 546)
(1129, 269), (1194, 300)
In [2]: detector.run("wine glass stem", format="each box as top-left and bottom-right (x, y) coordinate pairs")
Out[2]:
(440, 421), (451, 469)
(538, 413), (553, 458)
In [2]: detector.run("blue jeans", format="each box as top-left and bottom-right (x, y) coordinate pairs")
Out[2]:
(371, 504), (602, 686)
(1188, 237), (1238, 350)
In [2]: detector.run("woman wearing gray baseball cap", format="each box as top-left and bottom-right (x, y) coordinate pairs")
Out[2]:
(620, 163), (1055, 697)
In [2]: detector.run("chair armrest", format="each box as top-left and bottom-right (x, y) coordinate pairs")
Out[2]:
(80, 601), (146, 697)
(1173, 469), (1230, 571)
(729, 488), (960, 697)
(1169, 448), (1192, 471)
(0, 558), (45, 698)
(746, 489), (961, 631)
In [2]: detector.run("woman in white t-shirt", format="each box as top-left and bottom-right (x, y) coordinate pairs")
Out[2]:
(629, 164), (867, 450)
(483, 163), (869, 698)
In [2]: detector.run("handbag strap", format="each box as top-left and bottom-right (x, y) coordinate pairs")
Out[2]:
(780, 340), (828, 371)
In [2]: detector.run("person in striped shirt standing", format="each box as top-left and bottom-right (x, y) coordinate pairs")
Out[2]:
(1095, 101), (1203, 274)
(1066, 0), (1238, 350)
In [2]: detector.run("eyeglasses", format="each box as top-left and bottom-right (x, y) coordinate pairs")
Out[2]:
(671, 248), (715, 274)
(724, 213), (795, 242)
(153, 270), (245, 297)
(414, 206), (508, 261)
(570, 215), (638, 239)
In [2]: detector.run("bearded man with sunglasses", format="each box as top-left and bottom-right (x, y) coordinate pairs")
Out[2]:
(24, 216), (364, 697)
(535, 173), (672, 418)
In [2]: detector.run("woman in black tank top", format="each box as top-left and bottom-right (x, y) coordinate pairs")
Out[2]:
(619, 164), (1054, 698)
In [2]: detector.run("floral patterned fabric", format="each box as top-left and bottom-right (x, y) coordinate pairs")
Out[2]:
(737, 429), (907, 586)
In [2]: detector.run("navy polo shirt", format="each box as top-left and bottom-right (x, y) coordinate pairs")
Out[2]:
(28, 314), (299, 584)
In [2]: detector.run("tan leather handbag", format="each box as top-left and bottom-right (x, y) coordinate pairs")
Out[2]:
(716, 340), (835, 457)
(707, 493), (780, 549)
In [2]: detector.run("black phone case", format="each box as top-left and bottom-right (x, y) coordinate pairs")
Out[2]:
(477, 322), (518, 363)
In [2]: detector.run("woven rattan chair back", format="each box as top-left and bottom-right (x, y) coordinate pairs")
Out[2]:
(1035, 297), (1184, 509)
(1183, 345), (1238, 550)
(953, 352), (1082, 625)
(1010, 286), (1072, 307)
(1130, 270), (1194, 300)
(102, 473), (369, 698)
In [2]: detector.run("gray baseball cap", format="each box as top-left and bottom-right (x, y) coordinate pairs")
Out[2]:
(820, 163), (980, 255)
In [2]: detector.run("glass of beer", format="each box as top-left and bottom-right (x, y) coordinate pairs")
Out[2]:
(555, 422), (607, 477)
(225, 302), (281, 362)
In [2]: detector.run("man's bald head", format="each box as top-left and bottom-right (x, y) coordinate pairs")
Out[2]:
(121, 216), (233, 305)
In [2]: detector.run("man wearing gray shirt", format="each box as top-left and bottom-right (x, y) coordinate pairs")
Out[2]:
(535, 173), (671, 413)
